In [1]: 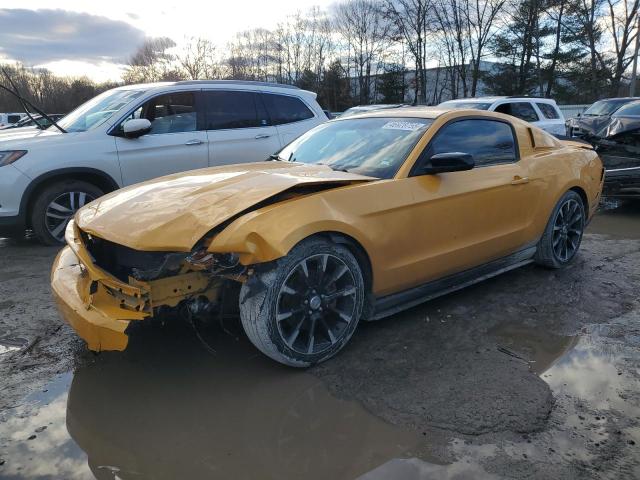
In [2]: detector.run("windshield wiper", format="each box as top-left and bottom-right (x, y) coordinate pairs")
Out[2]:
(0, 68), (66, 134)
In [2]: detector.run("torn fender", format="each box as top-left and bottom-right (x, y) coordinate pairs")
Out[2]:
(207, 188), (377, 267)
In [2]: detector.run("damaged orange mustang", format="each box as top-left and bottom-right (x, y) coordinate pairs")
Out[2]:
(52, 108), (604, 366)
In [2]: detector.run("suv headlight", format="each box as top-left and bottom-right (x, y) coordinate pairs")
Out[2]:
(0, 150), (27, 167)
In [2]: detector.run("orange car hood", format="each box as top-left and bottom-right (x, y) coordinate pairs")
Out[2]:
(75, 162), (374, 251)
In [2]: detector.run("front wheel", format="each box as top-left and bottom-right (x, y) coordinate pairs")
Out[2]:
(30, 180), (103, 245)
(535, 190), (586, 268)
(239, 238), (365, 367)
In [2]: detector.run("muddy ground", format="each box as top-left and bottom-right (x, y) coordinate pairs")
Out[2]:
(0, 202), (639, 479)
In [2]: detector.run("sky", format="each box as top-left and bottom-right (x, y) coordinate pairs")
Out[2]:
(0, 1), (335, 82)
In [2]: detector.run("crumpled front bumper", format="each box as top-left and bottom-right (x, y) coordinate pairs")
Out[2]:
(51, 220), (222, 352)
(51, 246), (132, 351)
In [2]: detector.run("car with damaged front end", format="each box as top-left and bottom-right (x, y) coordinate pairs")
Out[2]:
(52, 108), (604, 367)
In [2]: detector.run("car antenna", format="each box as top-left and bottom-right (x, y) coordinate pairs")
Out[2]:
(0, 68), (67, 133)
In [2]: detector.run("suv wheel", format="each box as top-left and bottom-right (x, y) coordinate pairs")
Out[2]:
(239, 238), (365, 367)
(31, 180), (103, 245)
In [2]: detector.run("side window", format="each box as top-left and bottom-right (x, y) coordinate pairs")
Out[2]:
(495, 102), (539, 122)
(204, 91), (267, 130)
(536, 103), (560, 119)
(261, 94), (314, 125)
(122, 92), (197, 134)
(616, 102), (640, 116)
(426, 119), (517, 167)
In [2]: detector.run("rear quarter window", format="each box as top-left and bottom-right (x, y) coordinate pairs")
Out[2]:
(495, 102), (539, 122)
(261, 94), (314, 125)
(536, 103), (560, 119)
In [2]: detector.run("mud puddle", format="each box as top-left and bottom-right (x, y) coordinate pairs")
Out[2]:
(0, 322), (435, 480)
(360, 311), (640, 479)
(588, 200), (640, 238)
(450, 313), (640, 479)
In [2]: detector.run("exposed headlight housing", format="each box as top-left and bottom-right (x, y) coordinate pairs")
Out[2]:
(0, 150), (27, 167)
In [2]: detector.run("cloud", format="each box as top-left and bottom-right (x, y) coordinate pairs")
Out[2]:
(0, 8), (146, 65)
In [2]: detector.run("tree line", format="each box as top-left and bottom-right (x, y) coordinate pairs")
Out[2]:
(1, 0), (639, 114)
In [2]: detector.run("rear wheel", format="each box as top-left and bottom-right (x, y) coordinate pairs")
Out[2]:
(30, 180), (103, 245)
(239, 238), (365, 367)
(535, 190), (585, 268)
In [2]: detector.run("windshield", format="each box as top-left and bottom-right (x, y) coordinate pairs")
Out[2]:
(438, 101), (492, 110)
(277, 117), (433, 178)
(57, 88), (146, 132)
(583, 99), (632, 116)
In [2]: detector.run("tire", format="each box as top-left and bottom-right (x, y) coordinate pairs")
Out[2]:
(30, 180), (103, 245)
(239, 238), (365, 367)
(535, 190), (586, 269)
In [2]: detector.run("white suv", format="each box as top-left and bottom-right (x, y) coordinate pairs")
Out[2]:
(438, 97), (565, 136)
(0, 80), (327, 244)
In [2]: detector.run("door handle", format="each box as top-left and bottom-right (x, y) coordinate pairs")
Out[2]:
(185, 139), (203, 145)
(255, 134), (271, 139)
(511, 176), (530, 185)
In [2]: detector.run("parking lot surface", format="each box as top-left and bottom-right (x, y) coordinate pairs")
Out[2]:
(0, 202), (639, 479)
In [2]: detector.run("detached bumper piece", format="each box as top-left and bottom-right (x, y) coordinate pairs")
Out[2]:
(51, 221), (220, 352)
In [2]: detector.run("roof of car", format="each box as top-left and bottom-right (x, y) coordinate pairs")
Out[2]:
(442, 96), (558, 103)
(115, 80), (301, 91)
(442, 97), (506, 103)
(337, 106), (456, 120)
(599, 97), (640, 101)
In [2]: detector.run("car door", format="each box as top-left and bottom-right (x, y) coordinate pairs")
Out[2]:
(261, 92), (320, 145)
(203, 90), (281, 166)
(378, 118), (541, 292)
(114, 91), (209, 186)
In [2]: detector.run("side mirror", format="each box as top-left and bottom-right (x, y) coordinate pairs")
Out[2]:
(419, 152), (475, 174)
(576, 112), (581, 117)
(123, 119), (151, 139)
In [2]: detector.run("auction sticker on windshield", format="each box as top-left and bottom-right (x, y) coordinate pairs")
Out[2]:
(382, 121), (426, 131)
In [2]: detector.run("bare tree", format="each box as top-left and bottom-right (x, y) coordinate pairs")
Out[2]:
(335, 0), (391, 104)
(178, 37), (219, 80)
(545, 0), (568, 97)
(464, 0), (508, 96)
(606, 0), (640, 94)
(433, 0), (470, 97)
(123, 37), (183, 83)
(384, 0), (431, 104)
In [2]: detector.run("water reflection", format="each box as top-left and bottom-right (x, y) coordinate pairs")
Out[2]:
(2, 310), (638, 479)
(64, 323), (421, 480)
(489, 323), (577, 375)
(0, 374), (93, 480)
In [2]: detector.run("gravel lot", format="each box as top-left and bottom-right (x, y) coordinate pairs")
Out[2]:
(0, 202), (638, 479)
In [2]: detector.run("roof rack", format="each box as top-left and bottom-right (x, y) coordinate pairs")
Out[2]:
(175, 80), (300, 90)
(505, 95), (550, 99)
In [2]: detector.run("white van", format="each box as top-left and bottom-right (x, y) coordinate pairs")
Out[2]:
(0, 80), (327, 244)
(0, 112), (28, 127)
